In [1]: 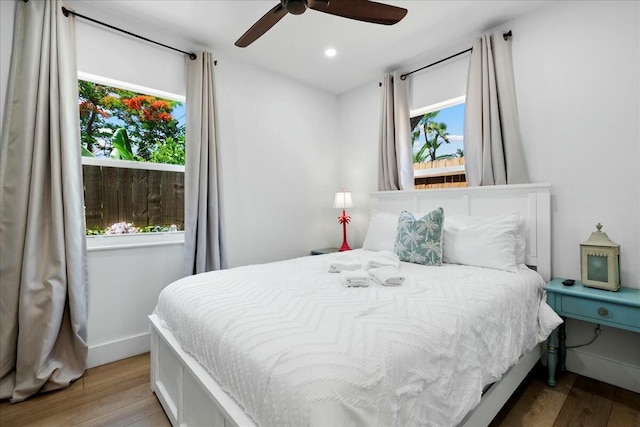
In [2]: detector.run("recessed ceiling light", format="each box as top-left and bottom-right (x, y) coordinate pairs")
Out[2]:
(324, 48), (337, 58)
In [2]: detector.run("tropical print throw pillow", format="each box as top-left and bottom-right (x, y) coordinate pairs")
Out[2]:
(394, 208), (444, 266)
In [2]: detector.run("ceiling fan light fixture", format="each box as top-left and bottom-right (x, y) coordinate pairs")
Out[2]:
(284, 0), (308, 15)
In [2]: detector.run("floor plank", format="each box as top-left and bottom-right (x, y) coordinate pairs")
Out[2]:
(23, 383), (153, 427)
(74, 396), (165, 427)
(0, 354), (154, 427)
(553, 375), (616, 427)
(2, 370), (149, 426)
(125, 410), (172, 427)
(607, 387), (640, 427)
(491, 369), (577, 427)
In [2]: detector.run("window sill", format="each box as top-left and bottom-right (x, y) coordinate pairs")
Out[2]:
(86, 231), (185, 252)
(414, 164), (465, 178)
(81, 156), (185, 173)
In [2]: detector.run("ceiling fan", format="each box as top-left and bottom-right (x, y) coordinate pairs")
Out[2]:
(235, 0), (408, 48)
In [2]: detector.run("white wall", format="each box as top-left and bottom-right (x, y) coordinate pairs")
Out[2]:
(409, 53), (469, 111)
(511, 1), (639, 288)
(509, 0), (640, 392)
(214, 54), (340, 267)
(336, 82), (380, 246)
(85, 233), (184, 368)
(75, 17), (186, 96)
(338, 0), (639, 392)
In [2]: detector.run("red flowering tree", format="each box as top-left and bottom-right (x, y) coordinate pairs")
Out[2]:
(78, 81), (184, 163)
(115, 95), (182, 160)
(78, 81), (112, 153)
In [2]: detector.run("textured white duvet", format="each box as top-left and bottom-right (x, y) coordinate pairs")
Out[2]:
(155, 250), (561, 427)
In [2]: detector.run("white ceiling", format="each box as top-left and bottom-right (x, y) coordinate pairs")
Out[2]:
(68, 1), (551, 94)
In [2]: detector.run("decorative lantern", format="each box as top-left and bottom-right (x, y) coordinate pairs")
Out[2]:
(580, 223), (620, 291)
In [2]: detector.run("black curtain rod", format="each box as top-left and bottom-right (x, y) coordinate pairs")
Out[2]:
(60, 6), (197, 61)
(398, 30), (512, 81)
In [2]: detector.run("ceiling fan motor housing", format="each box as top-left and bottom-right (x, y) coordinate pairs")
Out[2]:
(283, 0), (308, 15)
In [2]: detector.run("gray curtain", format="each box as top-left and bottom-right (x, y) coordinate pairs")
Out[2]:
(184, 51), (225, 275)
(464, 31), (529, 186)
(378, 71), (414, 191)
(0, 0), (88, 402)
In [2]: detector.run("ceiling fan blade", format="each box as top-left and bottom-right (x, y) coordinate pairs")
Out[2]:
(235, 3), (288, 48)
(308, 0), (407, 25)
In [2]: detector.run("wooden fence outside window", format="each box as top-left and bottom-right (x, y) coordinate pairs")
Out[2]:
(413, 157), (467, 189)
(83, 165), (184, 230)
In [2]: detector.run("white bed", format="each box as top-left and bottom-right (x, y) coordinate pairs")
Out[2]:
(149, 183), (555, 427)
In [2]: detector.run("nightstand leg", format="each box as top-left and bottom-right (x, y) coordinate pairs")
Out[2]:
(559, 320), (566, 372)
(547, 327), (558, 387)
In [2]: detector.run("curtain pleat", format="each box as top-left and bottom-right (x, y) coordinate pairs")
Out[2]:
(0, 0), (88, 402)
(378, 72), (414, 191)
(184, 51), (225, 275)
(464, 31), (530, 186)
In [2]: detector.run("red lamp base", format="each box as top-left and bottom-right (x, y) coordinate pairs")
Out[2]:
(338, 209), (351, 252)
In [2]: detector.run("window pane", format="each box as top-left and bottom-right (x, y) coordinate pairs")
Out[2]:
(412, 100), (466, 189)
(412, 103), (464, 163)
(79, 80), (185, 165)
(79, 79), (185, 235)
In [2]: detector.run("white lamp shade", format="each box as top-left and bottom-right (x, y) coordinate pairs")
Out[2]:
(333, 192), (353, 209)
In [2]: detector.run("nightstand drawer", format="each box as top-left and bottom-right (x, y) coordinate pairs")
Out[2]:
(561, 295), (640, 329)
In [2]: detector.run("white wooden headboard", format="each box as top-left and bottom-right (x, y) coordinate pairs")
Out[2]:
(370, 183), (552, 281)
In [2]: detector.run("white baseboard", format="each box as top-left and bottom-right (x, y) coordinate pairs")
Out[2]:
(87, 332), (150, 368)
(566, 348), (640, 393)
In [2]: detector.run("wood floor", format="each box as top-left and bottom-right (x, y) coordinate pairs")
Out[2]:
(0, 353), (638, 427)
(490, 364), (640, 427)
(0, 353), (169, 427)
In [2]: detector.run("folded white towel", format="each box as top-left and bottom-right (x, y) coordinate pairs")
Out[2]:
(328, 254), (362, 273)
(329, 263), (362, 273)
(342, 269), (370, 287)
(369, 266), (406, 287)
(366, 251), (400, 270)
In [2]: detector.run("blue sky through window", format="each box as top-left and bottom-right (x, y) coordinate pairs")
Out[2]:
(412, 102), (465, 158)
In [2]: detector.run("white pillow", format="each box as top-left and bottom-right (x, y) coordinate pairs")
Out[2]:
(445, 212), (526, 265)
(443, 212), (521, 272)
(362, 211), (398, 252)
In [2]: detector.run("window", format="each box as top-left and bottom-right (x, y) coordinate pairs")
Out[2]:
(411, 96), (466, 189)
(78, 73), (186, 235)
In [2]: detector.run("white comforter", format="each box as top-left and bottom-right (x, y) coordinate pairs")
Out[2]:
(155, 250), (561, 427)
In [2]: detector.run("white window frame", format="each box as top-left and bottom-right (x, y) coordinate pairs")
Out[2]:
(78, 71), (186, 173)
(411, 95), (465, 179)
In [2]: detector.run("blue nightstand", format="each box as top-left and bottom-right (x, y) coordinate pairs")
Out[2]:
(545, 278), (640, 386)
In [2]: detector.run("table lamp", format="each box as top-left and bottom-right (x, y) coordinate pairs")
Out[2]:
(333, 189), (353, 252)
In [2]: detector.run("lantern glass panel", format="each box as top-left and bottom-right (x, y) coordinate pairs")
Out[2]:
(586, 254), (608, 282)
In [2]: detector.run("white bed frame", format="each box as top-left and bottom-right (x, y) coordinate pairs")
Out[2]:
(149, 183), (552, 427)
